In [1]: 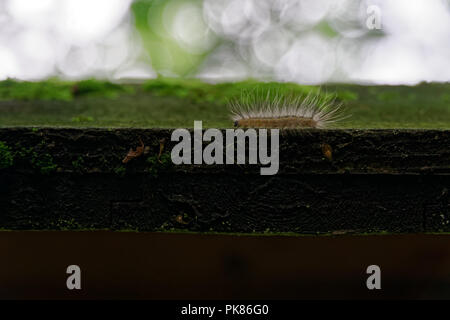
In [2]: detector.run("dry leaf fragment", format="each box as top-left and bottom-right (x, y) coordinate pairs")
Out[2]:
(122, 138), (145, 164)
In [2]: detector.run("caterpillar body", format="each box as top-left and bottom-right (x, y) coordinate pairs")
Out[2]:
(229, 91), (348, 129)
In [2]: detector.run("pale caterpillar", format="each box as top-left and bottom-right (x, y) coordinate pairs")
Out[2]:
(229, 90), (349, 129)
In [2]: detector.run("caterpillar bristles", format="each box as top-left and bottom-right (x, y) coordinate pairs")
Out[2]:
(229, 90), (349, 129)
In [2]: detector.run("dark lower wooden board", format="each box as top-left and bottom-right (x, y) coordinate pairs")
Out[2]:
(3, 231), (450, 299)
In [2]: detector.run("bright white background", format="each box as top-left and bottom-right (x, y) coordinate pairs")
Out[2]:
(0, 0), (449, 84)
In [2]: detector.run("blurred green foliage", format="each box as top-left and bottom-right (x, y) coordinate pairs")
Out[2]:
(0, 141), (14, 169)
(131, 0), (384, 78)
(132, 0), (211, 77)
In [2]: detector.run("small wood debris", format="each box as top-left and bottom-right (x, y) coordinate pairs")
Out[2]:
(321, 143), (333, 161)
(158, 138), (166, 163)
(122, 138), (146, 164)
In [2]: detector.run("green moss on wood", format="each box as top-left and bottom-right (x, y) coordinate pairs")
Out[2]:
(72, 79), (135, 99)
(72, 156), (85, 172)
(142, 78), (315, 106)
(0, 141), (13, 169)
(0, 78), (449, 129)
(71, 116), (94, 123)
(146, 153), (172, 177)
(0, 79), (73, 101)
(0, 78), (134, 102)
(12, 141), (57, 174)
(31, 152), (57, 174)
(114, 165), (127, 177)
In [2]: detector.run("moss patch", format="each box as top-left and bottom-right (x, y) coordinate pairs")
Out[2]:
(113, 165), (127, 177)
(142, 78), (315, 105)
(31, 152), (57, 174)
(0, 141), (13, 169)
(146, 153), (172, 177)
(0, 79), (72, 101)
(72, 79), (134, 99)
(0, 79), (134, 102)
(13, 142), (57, 174)
(72, 156), (85, 172)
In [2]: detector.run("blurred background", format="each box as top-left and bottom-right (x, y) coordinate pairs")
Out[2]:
(0, 0), (449, 85)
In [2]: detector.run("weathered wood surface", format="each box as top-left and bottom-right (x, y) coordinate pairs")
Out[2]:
(0, 128), (449, 233)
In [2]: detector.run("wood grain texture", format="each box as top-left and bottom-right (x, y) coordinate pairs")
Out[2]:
(0, 128), (449, 233)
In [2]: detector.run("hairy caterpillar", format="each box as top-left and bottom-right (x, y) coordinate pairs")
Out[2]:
(229, 91), (348, 129)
